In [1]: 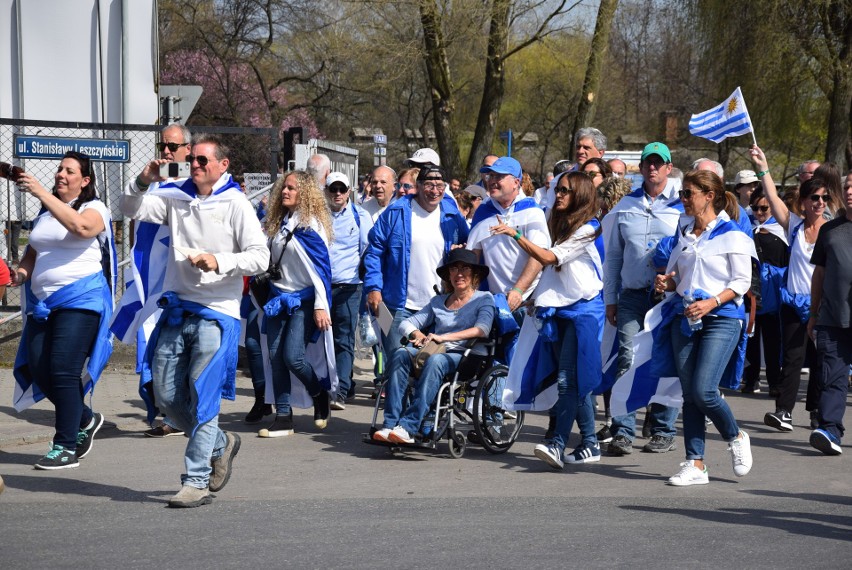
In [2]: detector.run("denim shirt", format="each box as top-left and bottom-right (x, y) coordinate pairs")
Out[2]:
(603, 184), (682, 305)
(330, 203), (372, 284)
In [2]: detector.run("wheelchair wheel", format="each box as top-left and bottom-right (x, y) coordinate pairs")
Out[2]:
(472, 365), (525, 454)
(448, 429), (466, 459)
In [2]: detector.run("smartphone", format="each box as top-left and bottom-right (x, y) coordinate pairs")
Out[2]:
(160, 162), (191, 179)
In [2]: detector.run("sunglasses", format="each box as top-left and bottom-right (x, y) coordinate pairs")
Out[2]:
(678, 189), (707, 199)
(754, 205), (770, 213)
(556, 186), (575, 195)
(399, 183), (415, 191)
(327, 185), (349, 195)
(809, 193), (829, 203)
(157, 142), (189, 152)
(186, 155), (212, 167)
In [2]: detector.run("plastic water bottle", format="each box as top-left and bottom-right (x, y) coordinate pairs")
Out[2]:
(683, 290), (703, 331)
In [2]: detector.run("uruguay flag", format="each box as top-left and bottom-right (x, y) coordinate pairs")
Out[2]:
(688, 87), (755, 143)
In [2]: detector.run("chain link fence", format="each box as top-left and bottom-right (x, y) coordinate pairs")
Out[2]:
(0, 118), (279, 316)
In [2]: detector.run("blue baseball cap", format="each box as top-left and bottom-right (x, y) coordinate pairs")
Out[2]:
(480, 156), (522, 179)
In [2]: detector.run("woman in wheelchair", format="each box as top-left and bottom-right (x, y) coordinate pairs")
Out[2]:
(372, 249), (495, 445)
(491, 171), (606, 469)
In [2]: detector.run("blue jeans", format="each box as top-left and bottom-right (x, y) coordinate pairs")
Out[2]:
(151, 315), (228, 488)
(671, 315), (741, 460)
(26, 308), (99, 451)
(815, 326), (852, 440)
(551, 318), (596, 453)
(244, 305), (265, 392)
(266, 298), (322, 415)
(379, 307), (416, 379)
(383, 347), (462, 434)
(611, 288), (678, 440)
(331, 284), (361, 398)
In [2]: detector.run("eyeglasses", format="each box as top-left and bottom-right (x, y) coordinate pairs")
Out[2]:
(448, 265), (472, 274)
(157, 142), (189, 153)
(678, 189), (706, 199)
(485, 172), (511, 181)
(327, 185), (349, 195)
(555, 186), (574, 195)
(754, 205), (770, 213)
(187, 155), (212, 167)
(586, 171), (603, 178)
(422, 181), (444, 190)
(809, 193), (829, 203)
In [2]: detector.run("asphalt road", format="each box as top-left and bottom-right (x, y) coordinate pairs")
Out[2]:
(1, 367), (851, 568)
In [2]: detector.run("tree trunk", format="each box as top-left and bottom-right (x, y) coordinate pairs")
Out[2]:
(569, 0), (618, 160)
(466, 0), (511, 182)
(824, 47), (852, 172)
(418, 1), (462, 177)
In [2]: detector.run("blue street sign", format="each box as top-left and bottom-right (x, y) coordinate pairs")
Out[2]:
(13, 135), (131, 162)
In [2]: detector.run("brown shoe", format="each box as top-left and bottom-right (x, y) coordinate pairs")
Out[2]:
(209, 432), (241, 492)
(167, 485), (212, 508)
(144, 424), (185, 438)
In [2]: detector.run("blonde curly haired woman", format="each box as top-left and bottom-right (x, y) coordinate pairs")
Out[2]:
(257, 170), (336, 437)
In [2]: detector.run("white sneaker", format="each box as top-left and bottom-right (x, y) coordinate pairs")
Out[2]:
(728, 430), (753, 477)
(667, 460), (709, 486)
(372, 428), (392, 442)
(534, 442), (564, 470)
(387, 426), (414, 444)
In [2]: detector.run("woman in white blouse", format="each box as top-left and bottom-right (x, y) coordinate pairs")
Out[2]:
(750, 145), (829, 431)
(654, 169), (755, 486)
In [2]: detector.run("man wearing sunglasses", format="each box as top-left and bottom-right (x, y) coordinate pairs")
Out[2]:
(325, 172), (373, 410)
(603, 142), (682, 456)
(120, 134), (269, 508)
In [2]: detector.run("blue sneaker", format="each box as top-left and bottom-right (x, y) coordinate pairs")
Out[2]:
(810, 429), (842, 456)
(564, 443), (601, 464)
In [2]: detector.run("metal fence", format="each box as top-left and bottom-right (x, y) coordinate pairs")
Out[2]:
(0, 118), (279, 313)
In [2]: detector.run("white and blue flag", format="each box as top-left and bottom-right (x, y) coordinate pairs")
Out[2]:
(688, 87), (755, 144)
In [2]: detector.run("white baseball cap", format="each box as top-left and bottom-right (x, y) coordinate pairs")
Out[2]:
(326, 172), (351, 188)
(407, 148), (441, 166)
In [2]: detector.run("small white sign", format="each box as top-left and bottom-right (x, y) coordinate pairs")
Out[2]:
(373, 134), (387, 145)
(244, 172), (271, 194)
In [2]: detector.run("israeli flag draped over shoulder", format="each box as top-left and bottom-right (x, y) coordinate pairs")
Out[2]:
(597, 179), (684, 395)
(257, 214), (338, 408)
(609, 213), (758, 417)
(13, 203), (117, 412)
(502, 219), (605, 412)
(109, 174), (245, 425)
(467, 195), (549, 254)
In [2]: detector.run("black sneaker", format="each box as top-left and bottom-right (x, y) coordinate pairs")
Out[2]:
(642, 434), (676, 453)
(764, 410), (793, 432)
(596, 424), (613, 443)
(76, 412), (104, 459)
(607, 434), (633, 455)
(34, 444), (79, 470)
(244, 399), (273, 424)
(313, 391), (330, 429)
(329, 396), (346, 411)
(258, 413), (294, 438)
(345, 381), (358, 402)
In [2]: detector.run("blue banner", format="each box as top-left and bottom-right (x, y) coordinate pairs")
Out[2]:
(14, 135), (130, 162)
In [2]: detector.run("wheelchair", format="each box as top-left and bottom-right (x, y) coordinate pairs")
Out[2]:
(362, 326), (525, 458)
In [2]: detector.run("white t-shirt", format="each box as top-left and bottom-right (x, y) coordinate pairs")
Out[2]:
(29, 199), (109, 298)
(786, 213), (815, 296)
(362, 198), (388, 223)
(405, 200), (444, 311)
(534, 224), (603, 308)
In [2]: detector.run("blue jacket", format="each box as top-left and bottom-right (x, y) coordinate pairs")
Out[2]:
(363, 195), (469, 311)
